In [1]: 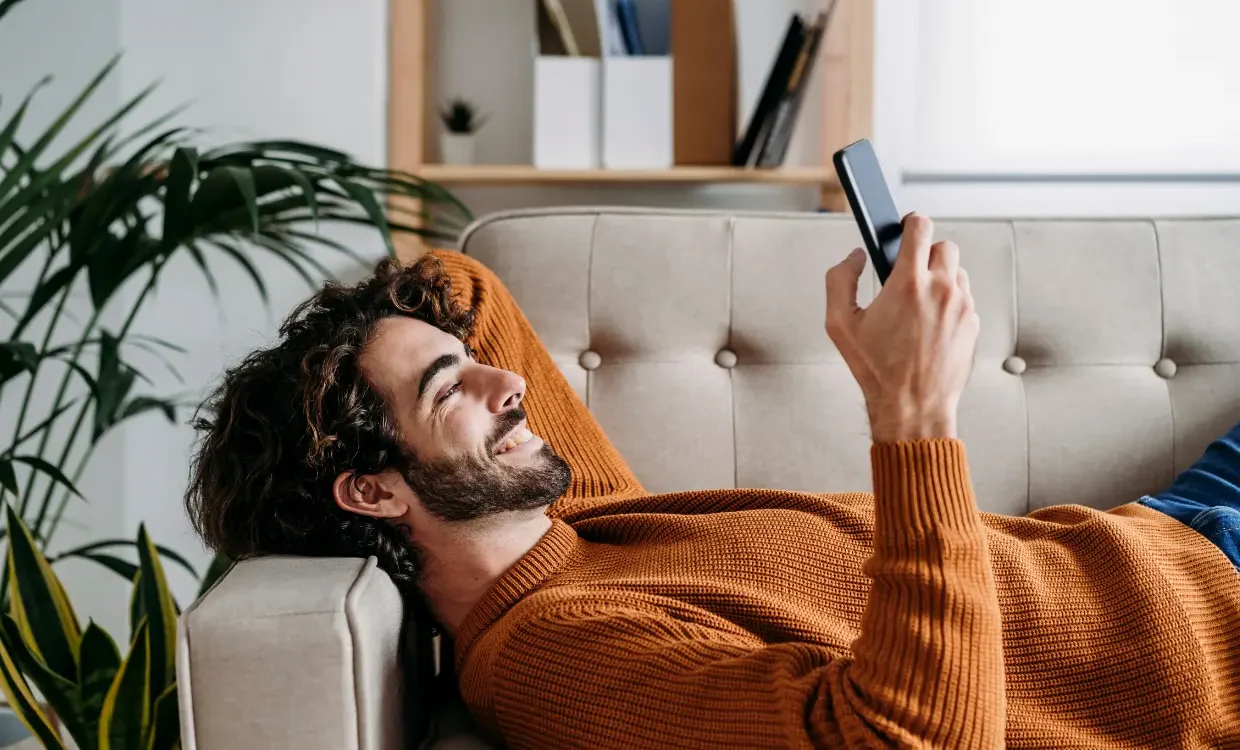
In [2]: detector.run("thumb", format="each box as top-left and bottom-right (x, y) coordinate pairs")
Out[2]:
(825, 248), (865, 320)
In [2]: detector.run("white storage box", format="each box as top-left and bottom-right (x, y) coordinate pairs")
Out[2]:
(602, 56), (673, 169)
(534, 56), (602, 169)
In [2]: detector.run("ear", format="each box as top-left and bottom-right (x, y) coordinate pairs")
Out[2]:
(333, 470), (411, 519)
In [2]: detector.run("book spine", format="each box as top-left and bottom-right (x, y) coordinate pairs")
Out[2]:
(732, 15), (806, 166)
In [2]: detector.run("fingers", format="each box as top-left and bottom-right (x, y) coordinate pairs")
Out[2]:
(929, 240), (960, 280)
(956, 266), (971, 297)
(894, 212), (934, 278)
(825, 248), (866, 339)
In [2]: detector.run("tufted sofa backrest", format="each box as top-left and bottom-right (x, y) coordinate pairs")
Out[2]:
(461, 208), (1240, 515)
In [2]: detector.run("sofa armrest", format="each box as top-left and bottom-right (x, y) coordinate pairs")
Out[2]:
(176, 555), (405, 750)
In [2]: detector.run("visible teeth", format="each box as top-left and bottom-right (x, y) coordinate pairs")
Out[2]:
(497, 428), (535, 455)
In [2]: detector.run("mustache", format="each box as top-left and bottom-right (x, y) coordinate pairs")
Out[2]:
(488, 405), (527, 453)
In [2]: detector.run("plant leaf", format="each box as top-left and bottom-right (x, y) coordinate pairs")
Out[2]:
(145, 683), (178, 750)
(159, 146), (198, 250)
(119, 396), (177, 425)
(14, 262), (80, 336)
(5, 399), (81, 458)
(137, 525), (177, 695)
(183, 240), (218, 299)
(281, 165), (319, 227)
(74, 552), (139, 581)
(205, 239), (267, 304)
(0, 340), (38, 387)
(196, 551), (233, 599)
(129, 572), (144, 641)
(99, 618), (150, 750)
(0, 459), (17, 496)
(0, 620), (66, 750)
(0, 76), (48, 173)
(79, 621), (122, 745)
(335, 179), (394, 257)
(5, 503), (80, 680)
(51, 539), (197, 580)
(222, 166), (259, 232)
(0, 615), (88, 745)
(11, 455), (82, 499)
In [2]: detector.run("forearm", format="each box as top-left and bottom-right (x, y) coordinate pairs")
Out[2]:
(837, 439), (1005, 747)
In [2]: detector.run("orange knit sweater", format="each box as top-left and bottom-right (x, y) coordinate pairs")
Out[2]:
(434, 250), (1240, 749)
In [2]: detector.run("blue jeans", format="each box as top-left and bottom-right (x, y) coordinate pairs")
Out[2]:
(1139, 421), (1240, 572)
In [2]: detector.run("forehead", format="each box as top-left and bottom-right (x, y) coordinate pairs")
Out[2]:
(360, 316), (463, 393)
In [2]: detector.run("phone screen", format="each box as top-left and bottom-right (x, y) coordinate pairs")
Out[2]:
(832, 139), (902, 284)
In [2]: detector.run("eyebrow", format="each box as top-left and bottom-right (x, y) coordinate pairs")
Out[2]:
(416, 352), (460, 410)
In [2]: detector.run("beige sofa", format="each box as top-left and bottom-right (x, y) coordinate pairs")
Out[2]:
(176, 208), (1240, 749)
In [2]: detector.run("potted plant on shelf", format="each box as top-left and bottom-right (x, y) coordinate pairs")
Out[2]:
(438, 97), (488, 165)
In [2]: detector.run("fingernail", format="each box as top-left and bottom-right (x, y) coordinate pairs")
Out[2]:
(849, 248), (864, 259)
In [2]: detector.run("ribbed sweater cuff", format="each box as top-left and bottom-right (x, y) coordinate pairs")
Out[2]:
(870, 439), (980, 540)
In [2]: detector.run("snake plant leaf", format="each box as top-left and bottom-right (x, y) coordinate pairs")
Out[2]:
(0, 621), (65, 750)
(98, 618), (149, 750)
(196, 551), (233, 600)
(136, 525), (177, 694)
(129, 572), (144, 642)
(0, 615), (88, 746)
(79, 621), (122, 747)
(144, 683), (178, 750)
(5, 503), (79, 680)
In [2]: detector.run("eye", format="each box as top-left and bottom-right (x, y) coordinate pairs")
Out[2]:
(438, 382), (462, 403)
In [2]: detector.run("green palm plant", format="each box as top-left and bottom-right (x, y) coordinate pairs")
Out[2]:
(0, 504), (183, 749)
(0, 0), (471, 582)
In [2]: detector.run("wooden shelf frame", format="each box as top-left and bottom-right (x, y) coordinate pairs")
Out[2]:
(387, 0), (873, 254)
(415, 164), (841, 186)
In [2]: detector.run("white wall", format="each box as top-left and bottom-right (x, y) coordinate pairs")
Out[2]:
(2, 0), (834, 631)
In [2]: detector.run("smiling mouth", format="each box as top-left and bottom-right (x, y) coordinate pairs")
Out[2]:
(494, 424), (536, 455)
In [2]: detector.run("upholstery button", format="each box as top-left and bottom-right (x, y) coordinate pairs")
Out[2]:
(578, 350), (602, 370)
(1154, 358), (1177, 379)
(715, 349), (738, 369)
(1003, 355), (1027, 375)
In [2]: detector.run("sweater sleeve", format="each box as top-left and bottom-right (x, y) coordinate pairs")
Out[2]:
(487, 440), (1005, 749)
(430, 250), (645, 504)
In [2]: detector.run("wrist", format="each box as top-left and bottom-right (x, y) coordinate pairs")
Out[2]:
(868, 398), (958, 443)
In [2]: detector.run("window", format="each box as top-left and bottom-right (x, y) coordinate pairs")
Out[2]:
(874, 0), (1240, 215)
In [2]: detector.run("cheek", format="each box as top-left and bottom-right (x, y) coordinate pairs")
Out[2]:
(439, 406), (492, 454)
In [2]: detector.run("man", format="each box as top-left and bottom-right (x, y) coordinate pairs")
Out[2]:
(186, 215), (1240, 748)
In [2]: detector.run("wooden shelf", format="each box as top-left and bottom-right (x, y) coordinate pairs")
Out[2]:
(414, 165), (841, 187)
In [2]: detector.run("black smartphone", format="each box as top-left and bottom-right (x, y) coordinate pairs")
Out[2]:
(833, 139), (902, 284)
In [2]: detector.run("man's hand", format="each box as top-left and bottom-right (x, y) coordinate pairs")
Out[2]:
(825, 213), (979, 443)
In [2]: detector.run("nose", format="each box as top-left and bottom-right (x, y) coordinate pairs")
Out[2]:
(484, 367), (525, 414)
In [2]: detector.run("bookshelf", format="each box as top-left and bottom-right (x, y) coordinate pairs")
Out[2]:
(388, 0), (873, 257)
(416, 165), (840, 186)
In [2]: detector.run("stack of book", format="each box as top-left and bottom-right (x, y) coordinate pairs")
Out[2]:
(538, 0), (670, 57)
(733, 4), (835, 169)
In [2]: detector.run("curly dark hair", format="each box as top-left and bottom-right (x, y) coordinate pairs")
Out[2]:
(184, 254), (475, 599)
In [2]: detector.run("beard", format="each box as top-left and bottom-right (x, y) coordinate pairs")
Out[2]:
(399, 405), (572, 522)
